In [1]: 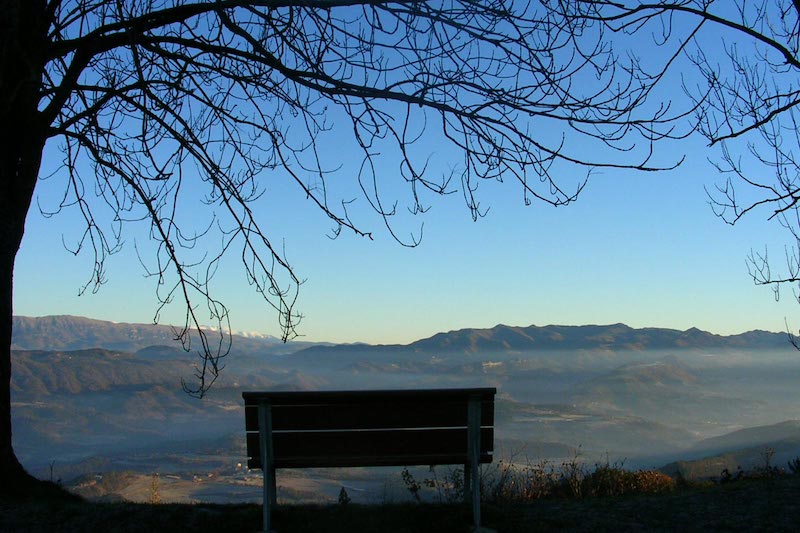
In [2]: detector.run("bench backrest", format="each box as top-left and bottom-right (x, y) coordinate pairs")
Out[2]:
(243, 388), (495, 469)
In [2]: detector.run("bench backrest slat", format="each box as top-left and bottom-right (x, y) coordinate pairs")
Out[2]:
(246, 428), (494, 469)
(243, 388), (495, 470)
(244, 398), (494, 432)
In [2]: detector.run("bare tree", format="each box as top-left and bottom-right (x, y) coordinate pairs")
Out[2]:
(0, 0), (674, 486)
(549, 1), (800, 337)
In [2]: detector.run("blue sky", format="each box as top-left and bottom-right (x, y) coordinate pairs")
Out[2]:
(13, 3), (800, 344)
(15, 132), (799, 344)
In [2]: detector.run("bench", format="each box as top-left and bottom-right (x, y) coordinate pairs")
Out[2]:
(243, 387), (496, 532)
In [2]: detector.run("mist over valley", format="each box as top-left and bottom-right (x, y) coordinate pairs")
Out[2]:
(11, 315), (800, 503)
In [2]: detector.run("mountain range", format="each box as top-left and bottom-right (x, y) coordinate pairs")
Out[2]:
(12, 315), (790, 356)
(292, 323), (790, 357)
(11, 315), (322, 356)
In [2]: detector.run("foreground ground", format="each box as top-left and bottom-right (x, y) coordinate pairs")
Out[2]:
(2, 475), (799, 532)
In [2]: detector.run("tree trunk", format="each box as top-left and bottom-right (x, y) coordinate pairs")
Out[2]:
(0, 216), (29, 486)
(0, 0), (48, 488)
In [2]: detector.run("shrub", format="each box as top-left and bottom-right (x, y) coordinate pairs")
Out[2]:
(580, 462), (674, 498)
(486, 459), (561, 502)
(630, 469), (676, 494)
(483, 458), (674, 502)
(401, 456), (677, 505)
(788, 457), (800, 475)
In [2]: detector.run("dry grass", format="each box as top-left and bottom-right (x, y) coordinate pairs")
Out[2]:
(2, 468), (800, 532)
(405, 458), (677, 503)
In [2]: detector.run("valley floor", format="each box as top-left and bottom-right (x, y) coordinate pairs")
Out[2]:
(3, 475), (800, 532)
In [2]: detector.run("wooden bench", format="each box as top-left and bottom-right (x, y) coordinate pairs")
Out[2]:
(243, 388), (496, 532)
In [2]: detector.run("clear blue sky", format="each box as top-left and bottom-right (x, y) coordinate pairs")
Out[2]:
(13, 5), (800, 345)
(14, 133), (798, 344)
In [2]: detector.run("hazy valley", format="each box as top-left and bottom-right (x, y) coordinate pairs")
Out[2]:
(11, 315), (800, 504)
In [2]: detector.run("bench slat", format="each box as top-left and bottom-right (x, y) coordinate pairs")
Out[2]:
(246, 427), (494, 469)
(244, 399), (494, 432)
(249, 453), (494, 469)
(243, 388), (496, 405)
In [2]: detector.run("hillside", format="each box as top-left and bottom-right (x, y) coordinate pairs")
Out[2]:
(659, 421), (800, 479)
(694, 420), (800, 452)
(567, 357), (759, 427)
(11, 348), (190, 396)
(10, 347), (278, 467)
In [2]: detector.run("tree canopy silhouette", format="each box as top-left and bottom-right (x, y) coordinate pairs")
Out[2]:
(0, 0), (676, 485)
(550, 0), (800, 339)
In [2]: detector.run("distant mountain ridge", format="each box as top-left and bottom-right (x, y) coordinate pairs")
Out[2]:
(409, 323), (789, 352)
(12, 315), (791, 356)
(11, 315), (323, 355)
(295, 323), (790, 356)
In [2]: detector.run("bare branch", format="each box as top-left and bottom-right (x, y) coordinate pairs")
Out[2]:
(30, 0), (692, 394)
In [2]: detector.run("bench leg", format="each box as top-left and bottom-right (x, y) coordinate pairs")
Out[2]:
(467, 396), (482, 529)
(464, 461), (471, 504)
(259, 401), (275, 532)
